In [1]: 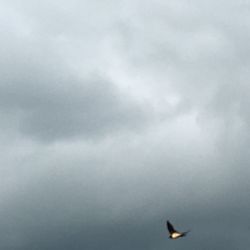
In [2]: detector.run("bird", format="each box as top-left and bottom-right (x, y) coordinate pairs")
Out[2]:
(166, 220), (190, 239)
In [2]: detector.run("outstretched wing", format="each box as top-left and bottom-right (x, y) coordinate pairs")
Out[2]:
(166, 221), (176, 234)
(182, 230), (191, 236)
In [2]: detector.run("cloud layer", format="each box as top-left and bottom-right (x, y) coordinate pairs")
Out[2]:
(1, 0), (250, 249)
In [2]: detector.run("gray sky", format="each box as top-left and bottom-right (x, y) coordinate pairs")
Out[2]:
(1, 0), (250, 249)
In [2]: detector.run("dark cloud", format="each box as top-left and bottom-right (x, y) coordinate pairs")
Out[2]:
(1, 135), (249, 250)
(0, 24), (149, 142)
(0, 0), (250, 249)
(0, 72), (148, 142)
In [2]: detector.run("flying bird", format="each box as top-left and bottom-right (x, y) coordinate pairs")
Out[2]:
(166, 220), (190, 239)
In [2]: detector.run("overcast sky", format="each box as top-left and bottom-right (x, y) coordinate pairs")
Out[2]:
(1, 0), (250, 249)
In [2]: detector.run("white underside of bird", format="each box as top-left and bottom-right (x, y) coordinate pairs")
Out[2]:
(171, 232), (182, 239)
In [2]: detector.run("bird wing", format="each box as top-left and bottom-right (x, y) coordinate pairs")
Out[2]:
(182, 230), (191, 236)
(166, 221), (176, 233)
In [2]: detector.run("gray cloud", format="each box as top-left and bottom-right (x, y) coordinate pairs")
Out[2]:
(0, 72), (148, 142)
(1, 0), (250, 249)
(0, 21), (149, 142)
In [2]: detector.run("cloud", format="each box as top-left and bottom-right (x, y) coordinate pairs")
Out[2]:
(1, 0), (250, 249)
(0, 17), (149, 142)
(0, 71), (148, 142)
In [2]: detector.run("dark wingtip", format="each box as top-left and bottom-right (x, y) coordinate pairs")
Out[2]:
(166, 220), (170, 227)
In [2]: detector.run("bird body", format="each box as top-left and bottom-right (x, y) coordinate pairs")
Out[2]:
(170, 232), (182, 239)
(166, 220), (189, 239)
